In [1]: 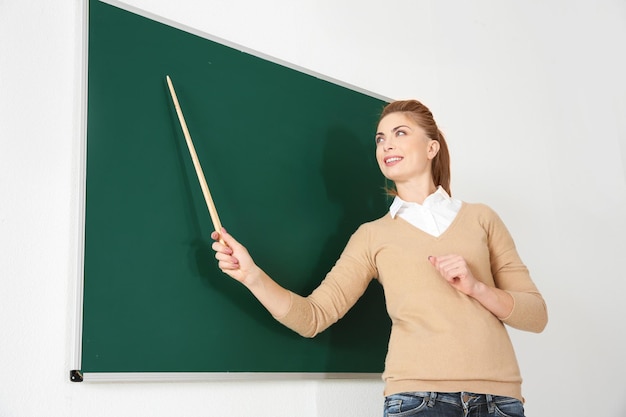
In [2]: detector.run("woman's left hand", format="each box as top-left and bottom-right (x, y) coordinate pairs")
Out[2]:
(428, 254), (515, 319)
(428, 254), (480, 297)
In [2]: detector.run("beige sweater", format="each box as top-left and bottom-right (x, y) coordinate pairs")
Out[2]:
(276, 203), (547, 401)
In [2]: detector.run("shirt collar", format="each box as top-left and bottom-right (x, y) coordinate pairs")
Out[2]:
(389, 186), (452, 218)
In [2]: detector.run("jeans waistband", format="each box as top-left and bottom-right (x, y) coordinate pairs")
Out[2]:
(410, 392), (501, 413)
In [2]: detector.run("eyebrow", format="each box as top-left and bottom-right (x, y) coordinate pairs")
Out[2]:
(376, 125), (412, 136)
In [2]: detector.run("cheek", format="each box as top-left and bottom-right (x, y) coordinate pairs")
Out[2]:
(375, 153), (392, 179)
(374, 148), (384, 166)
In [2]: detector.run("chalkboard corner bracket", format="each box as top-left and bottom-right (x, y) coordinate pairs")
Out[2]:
(70, 370), (84, 382)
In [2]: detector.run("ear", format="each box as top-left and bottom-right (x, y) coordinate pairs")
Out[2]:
(427, 140), (440, 160)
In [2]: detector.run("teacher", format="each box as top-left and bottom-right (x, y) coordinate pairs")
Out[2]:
(211, 99), (548, 417)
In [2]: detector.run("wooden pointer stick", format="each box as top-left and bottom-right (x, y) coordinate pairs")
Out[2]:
(166, 75), (225, 244)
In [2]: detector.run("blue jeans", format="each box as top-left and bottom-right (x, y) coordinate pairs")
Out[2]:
(383, 392), (525, 417)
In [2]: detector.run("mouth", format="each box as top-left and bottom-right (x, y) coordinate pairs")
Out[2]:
(384, 156), (403, 166)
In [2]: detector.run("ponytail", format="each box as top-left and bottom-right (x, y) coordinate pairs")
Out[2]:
(432, 129), (451, 196)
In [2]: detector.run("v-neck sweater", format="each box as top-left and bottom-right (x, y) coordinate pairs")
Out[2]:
(275, 202), (547, 401)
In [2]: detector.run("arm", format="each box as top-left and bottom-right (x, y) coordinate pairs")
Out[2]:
(483, 207), (548, 332)
(211, 228), (291, 318)
(211, 224), (376, 337)
(429, 205), (548, 333)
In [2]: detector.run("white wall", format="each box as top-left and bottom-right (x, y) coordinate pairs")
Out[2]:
(1, 0), (625, 416)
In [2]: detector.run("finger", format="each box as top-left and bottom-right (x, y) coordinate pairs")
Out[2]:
(215, 250), (239, 266)
(218, 258), (240, 269)
(428, 256), (448, 277)
(428, 254), (458, 266)
(219, 227), (244, 250)
(439, 258), (466, 276)
(432, 259), (462, 281)
(215, 248), (239, 264)
(433, 254), (461, 262)
(429, 257), (452, 276)
(437, 255), (460, 267)
(211, 240), (232, 255)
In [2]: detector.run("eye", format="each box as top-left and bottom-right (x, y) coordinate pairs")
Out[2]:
(375, 136), (385, 144)
(395, 130), (407, 137)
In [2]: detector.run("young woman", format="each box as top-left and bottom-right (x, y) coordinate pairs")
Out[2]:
(211, 99), (547, 417)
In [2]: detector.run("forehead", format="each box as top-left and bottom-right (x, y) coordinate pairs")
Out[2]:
(377, 112), (420, 132)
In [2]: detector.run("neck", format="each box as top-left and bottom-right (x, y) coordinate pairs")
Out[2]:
(395, 180), (438, 204)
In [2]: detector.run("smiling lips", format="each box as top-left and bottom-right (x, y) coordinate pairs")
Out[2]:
(384, 156), (403, 166)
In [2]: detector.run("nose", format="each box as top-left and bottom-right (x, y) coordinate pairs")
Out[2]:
(383, 136), (395, 151)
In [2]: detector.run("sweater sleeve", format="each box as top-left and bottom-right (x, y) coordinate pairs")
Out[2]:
(483, 205), (548, 333)
(274, 224), (377, 337)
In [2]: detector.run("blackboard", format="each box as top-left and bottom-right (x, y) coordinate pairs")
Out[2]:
(77, 0), (391, 380)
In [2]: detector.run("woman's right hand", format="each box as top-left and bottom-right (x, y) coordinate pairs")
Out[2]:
(210, 228), (259, 287)
(210, 228), (292, 318)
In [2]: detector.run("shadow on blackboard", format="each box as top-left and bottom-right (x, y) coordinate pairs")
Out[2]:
(164, 94), (297, 338)
(164, 92), (255, 323)
(314, 126), (390, 371)
(173, 103), (390, 367)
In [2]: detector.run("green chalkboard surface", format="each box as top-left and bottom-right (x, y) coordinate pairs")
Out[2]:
(80, 0), (391, 377)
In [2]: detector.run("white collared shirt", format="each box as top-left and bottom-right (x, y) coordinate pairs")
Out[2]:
(389, 186), (462, 237)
